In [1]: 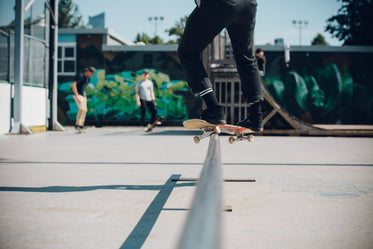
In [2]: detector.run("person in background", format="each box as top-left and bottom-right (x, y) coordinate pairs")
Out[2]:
(136, 69), (158, 127)
(255, 48), (266, 77)
(71, 67), (95, 132)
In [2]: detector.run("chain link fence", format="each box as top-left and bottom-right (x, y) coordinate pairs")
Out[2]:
(0, 30), (11, 83)
(0, 29), (49, 87)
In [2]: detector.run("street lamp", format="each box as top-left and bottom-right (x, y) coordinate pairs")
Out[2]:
(148, 16), (164, 36)
(292, 20), (309, 45)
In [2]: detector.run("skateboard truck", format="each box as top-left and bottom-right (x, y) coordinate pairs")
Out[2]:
(228, 133), (254, 144)
(193, 126), (221, 144)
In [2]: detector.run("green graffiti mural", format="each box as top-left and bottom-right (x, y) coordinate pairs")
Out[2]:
(58, 69), (195, 123)
(264, 62), (371, 124)
(263, 49), (373, 125)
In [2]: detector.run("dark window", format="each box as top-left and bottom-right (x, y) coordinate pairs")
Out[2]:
(58, 47), (62, 58)
(64, 60), (75, 72)
(65, 47), (74, 57)
(58, 61), (62, 72)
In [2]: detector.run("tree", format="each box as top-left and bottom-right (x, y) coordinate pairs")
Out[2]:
(149, 36), (163, 45)
(166, 16), (188, 44)
(325, 0), (373, 45)
(133, 16), (188, 45)
(311, 33), (328, 45)
(134, 33), (163, 45)
(58, 0), (84, 28)
(135, 33), (150, 44)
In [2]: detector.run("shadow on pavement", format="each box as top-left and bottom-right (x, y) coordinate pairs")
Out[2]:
(0, 174), (194, 249)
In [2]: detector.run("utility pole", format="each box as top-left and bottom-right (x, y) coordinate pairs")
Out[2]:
(148, 16), (164, 36)
(292, 20), (309, 45)
(48, 0), (64, 131)
(11, 0), (31, 134)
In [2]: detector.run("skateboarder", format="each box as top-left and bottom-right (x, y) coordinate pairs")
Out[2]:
(71, 67), (95, 132)
(178, 0), (263, 131)
(136, 69), (158, 127)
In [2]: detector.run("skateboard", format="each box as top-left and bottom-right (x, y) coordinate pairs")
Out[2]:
(145, 116), (164, 132)
(183, 119), (254, 144)
(75, 127), (87, 134)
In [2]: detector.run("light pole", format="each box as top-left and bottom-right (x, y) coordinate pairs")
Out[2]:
(292, 20), (309, 45)
(148, 16), (164, 36)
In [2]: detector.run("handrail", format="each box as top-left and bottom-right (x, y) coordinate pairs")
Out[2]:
(176, 134), (223, 249)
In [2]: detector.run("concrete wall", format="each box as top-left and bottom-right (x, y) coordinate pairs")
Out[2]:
(22, 85), (48, 127)
(0, 83), (48, 134)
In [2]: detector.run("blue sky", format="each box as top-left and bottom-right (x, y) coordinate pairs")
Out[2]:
(0, 0), (343, 46)
(73, 0), (343, 46)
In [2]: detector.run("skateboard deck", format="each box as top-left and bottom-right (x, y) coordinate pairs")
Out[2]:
(183, 119), (221, 143)
(183, 119), (254, 144)
(145, 116), (164, 132)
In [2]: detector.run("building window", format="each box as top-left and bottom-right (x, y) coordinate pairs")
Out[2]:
(57, 43), (76, 75)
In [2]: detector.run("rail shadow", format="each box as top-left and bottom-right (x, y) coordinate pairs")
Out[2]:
(0, 174), (193, 249)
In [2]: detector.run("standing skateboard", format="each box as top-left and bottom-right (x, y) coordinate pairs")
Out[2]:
(75, 127), (87, 134)
(183, 119), (254, 144)
(145, 116), (164, 132)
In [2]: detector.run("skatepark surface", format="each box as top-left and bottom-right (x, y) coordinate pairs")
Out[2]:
(0, 126), (372, 249)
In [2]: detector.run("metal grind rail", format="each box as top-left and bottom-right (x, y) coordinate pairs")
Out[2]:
(176, 134), (223, 249)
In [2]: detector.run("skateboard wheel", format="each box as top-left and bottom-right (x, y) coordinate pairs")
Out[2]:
(228, 137), (235, 144)
(247, 135), (254, 142)
(193, 136), (200, 144)
(214, 126), (221, 134)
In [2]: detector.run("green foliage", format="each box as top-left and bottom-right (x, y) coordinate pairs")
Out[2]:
(133, 15), (188, 44)
(311, 33), (328, 46)
(58, 0), (84, 28)
(134, 33), (164, 45)
(166, 16), (188, 44)
(150, 36), (164, 45)
(325, 0), (373, 45)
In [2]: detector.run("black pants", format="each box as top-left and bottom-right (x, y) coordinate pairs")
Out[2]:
(140, 99), (157, 125)
(178, 0), (263, 104)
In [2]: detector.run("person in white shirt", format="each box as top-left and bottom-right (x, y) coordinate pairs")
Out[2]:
(135, 69), (158, 126)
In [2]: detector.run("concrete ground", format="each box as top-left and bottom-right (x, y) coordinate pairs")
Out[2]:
(0, 126), (372, 249)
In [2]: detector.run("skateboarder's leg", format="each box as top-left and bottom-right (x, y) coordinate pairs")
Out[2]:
(227, 18), (263, 105)
(178, 3), (236, 124)
(226, 1), (263, 131)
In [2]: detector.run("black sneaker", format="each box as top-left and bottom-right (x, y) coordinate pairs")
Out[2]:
(200, 106), (226, 125)
(236, 113), (263, 132)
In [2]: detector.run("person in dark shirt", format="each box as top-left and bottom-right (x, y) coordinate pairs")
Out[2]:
(255, 48), (266, 77)
(71, 67), (95, 131)
(178, 0), (263, 131)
